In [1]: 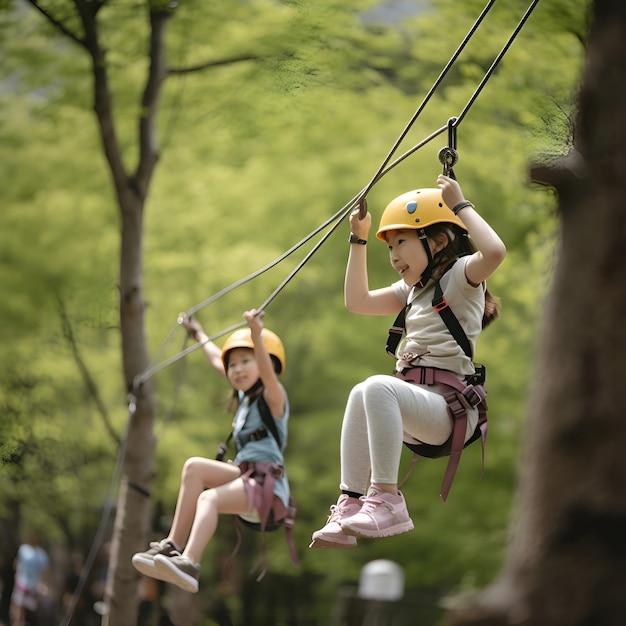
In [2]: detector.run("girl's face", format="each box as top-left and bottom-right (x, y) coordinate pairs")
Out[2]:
(226, 347), (259, 391)
(386, 229), (430, 286)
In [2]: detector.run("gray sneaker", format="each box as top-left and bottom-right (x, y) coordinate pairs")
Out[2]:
(154, 554), (200, 593)
(132, 539), (180, 580)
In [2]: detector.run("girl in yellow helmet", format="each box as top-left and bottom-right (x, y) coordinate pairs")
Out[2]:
(132, 310), (293, 592)
(310, 174), (506, 548)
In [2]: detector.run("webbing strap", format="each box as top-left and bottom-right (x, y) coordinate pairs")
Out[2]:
(217, 396), (298, 578)
(440, 388), (470, 501)
(432, 279), (473, 358)
(257, 395), (282, 449)
(386, 262), (474, 361)
(396, 367), (487, 501)
(231, 462), (299, 580)
(386, 304), (408, 357)
(219, 394), (283, 457)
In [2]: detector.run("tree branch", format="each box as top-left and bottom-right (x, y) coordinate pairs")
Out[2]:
(57, 295), (121, 446)
(167, 53), (263, 75)
(529, 149), (589, 205)
(26, 0), (86, 47)
(69, 0), (131, 204)
(133, 7), (174, 196)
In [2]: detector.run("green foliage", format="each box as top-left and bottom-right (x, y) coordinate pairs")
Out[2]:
(0, 0), (590, 621)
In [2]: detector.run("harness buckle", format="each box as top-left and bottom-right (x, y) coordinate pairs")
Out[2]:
(462, 384), (486, 407)
(444, 392), (467, 419)
(432, 295), (449, 312)
(466, 364), (486, 385)
(249, 428), (269, 442)
(270, 464), (284, 479)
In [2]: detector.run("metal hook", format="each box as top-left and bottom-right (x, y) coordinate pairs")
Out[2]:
(438, 117), (459, 179)
(447, 117), (458, 150)
(438, 147), (458, 178)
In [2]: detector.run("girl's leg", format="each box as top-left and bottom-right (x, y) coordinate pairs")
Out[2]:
(167, 458), (242, 550)
(182, 477), (249, 563)
(339, 381), (372, 496)
(362, 375), (451, 490)
(340, 376), (450, 539)
(310, 382), (372, 550)
(151, 476), (250, 593)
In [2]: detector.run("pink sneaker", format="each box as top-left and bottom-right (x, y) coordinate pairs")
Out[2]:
(341, 488), (414, 538)
(309, 494), (362, 549)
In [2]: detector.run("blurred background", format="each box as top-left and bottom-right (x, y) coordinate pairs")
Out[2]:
(0, 0), (590, 623)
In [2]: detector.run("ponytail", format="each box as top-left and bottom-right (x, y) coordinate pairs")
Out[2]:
(483, 288), (500, 328)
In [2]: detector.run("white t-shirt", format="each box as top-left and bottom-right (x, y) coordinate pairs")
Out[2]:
(391, 256), (485, 378)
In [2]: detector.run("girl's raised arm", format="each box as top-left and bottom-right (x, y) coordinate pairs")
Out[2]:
(345, 207), (405, 316)
(180, 314), (226, 377)
(437, 175), (506, 286)
(244, 310), (286, 419)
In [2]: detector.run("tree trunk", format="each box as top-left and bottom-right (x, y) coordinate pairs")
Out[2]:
(92, 8), (172, 626)
(102, 190), (157, 626)
(448, 1), (626, 624)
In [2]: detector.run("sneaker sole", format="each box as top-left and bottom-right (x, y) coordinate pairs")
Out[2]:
(132, 555), (181, 584)
(341, 519), (414, 538)
(154, 555), (199, 593)
(309, 535), (357, 549)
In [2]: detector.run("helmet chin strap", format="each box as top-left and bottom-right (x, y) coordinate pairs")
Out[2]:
(245, 378), (264, 397)
(415, 229), (434, 288)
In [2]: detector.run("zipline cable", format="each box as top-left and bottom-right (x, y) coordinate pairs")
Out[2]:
(184, 194), (359, 318)
(132, 123), (451, 389)
(134, 198), (358, 387)
(453, 0), (541, 128)
(358, 0), (497, 204)
(133, 0), (542, 390)
(142, 0), (503, 341)
(138, 207), (357, 384)
(133, 122), (458, 387)
(135, 128), (447, 386)
(253, 123), (453, 312)
(370, 0), (542, 188)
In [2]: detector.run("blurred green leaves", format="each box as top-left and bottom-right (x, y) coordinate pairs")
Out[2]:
(0, 0), (589, 613)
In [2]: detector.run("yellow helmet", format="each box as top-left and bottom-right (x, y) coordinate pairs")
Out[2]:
(221, 328), (286, 375)
(376, 188), (467, 241)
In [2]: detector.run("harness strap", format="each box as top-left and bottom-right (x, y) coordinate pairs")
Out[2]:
(250, 398), (298, 570)
(238, 426), (270, 447)
(385, 260), (475, 361)
(233, 461), (299, 580)
(396, 366), (487, 502)
(216, 386), (298, 579)
(386, 304), (408, 357)
(432, 279), (473, 358)
(256, 395), (282, 448)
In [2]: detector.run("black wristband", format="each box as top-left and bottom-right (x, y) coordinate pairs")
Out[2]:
(349, 233), (367, 245)
(452, 201), (474, 215)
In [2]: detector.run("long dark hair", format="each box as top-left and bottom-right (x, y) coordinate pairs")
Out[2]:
(423, 223), (500, 328)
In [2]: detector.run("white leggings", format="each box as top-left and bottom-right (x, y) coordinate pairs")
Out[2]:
(339, 374), (478, 494)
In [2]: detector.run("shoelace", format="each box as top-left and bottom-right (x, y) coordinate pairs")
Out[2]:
(358, 495), (390, 517)
(328, 499), (359, 522)
(327, 503), (343, 522)
(150, 540), (181, 556)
